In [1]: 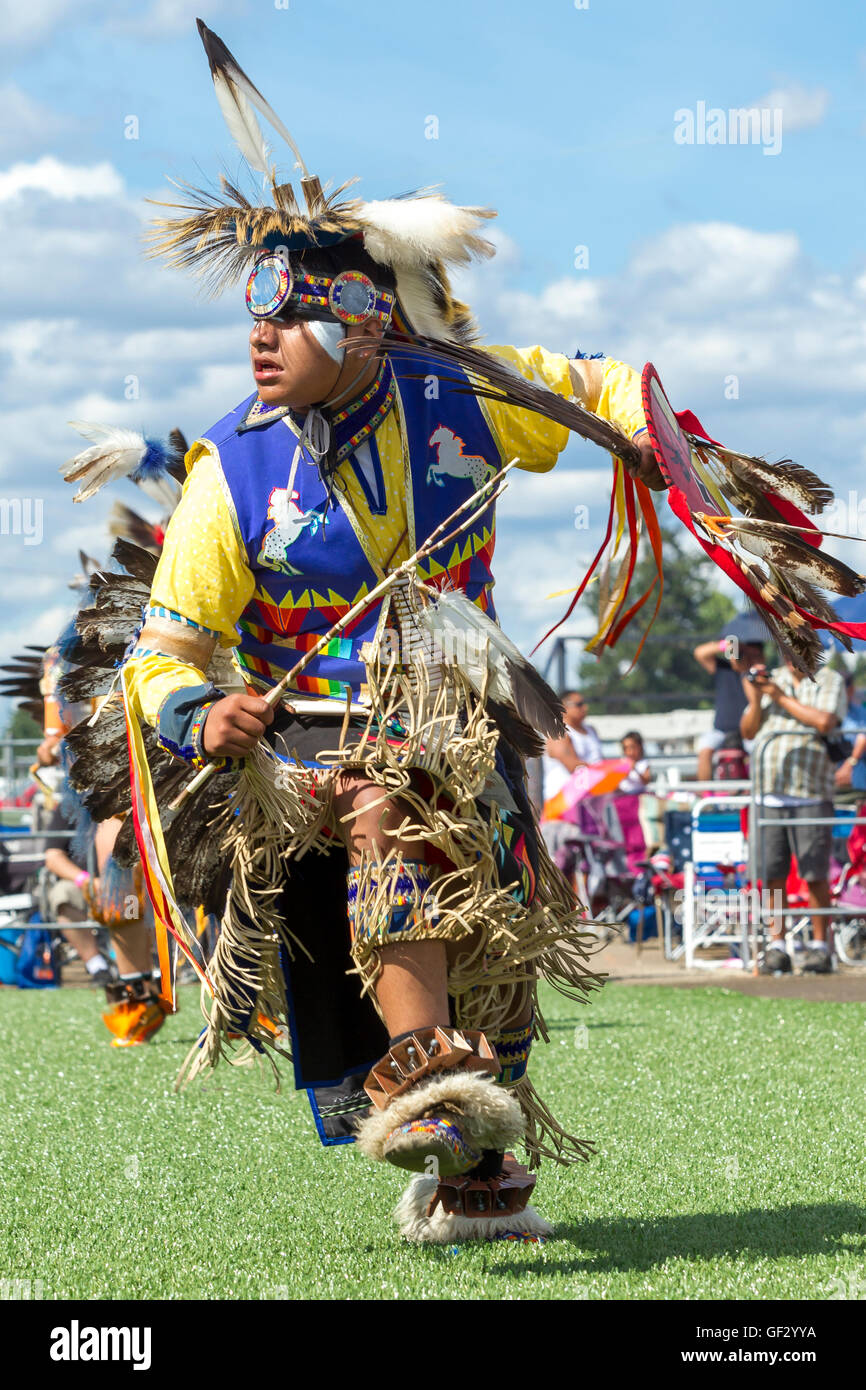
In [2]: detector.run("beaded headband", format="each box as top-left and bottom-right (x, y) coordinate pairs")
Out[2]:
(245, 255), (395, 327)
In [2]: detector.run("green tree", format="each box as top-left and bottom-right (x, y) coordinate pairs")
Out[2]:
(4, 707), (42, 741)
(848, 653), (866, 686)
(576, 523), (739, 713)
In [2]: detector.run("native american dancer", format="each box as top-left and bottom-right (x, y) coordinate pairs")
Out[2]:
(58, 21), (866, 1242)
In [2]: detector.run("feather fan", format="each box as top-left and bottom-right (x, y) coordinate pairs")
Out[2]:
(417, 589), (564, 748)
(692, 441), (834, 515)
(729, 519), (865, 597)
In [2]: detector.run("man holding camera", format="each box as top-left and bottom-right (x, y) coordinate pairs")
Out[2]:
(741, 659), (847, 974)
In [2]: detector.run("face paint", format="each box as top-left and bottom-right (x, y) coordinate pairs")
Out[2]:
(308, 319), (346, 363)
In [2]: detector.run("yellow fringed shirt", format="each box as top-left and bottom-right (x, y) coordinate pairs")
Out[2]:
(126, 347), (646, 727)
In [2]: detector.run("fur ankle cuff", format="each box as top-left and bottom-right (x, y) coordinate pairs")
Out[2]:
(394, 1174), (553, 1243)
(355, 1069), (523, 1163)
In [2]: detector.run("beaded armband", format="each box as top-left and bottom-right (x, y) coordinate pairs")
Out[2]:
(190, 700), (219, 770)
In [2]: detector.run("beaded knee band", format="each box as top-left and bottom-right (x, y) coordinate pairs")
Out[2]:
(347, 858), (439, 954)
(363, 1026), (499, 1110)
(490, 1017), (533, 1087)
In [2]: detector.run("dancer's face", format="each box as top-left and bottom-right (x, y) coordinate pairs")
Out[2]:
(249, 316), (341, 408)
(248, 315), (382, 409)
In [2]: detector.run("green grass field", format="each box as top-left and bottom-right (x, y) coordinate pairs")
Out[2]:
(2, 980), (865, 1300)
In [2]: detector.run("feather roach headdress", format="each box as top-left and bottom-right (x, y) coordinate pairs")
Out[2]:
(146, 21), (495, 344)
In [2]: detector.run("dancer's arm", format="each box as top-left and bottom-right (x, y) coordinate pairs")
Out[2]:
(569, 354), (663, 489)
(123, 446), (258, 764)
(481, 345), (663, 489)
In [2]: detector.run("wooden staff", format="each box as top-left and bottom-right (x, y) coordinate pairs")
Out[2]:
(166, 458), (519, 814)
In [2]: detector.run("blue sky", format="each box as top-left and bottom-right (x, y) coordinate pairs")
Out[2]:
(1, 0), (865, 700)
(8, 0), (864, 272)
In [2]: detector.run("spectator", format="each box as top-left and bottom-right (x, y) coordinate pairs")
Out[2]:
(619, 731), (651, 793)
(542, 690), (603, 804)
(35, 736), (61, 768)
(693, 637), (764, 782)
(40, 795), (114, 986)
(541, 691), (603, 887)
(835, 673), (866, 793)
(843, 672), (866, 726)
(741, 658), (847, 975)
(714, 731), (749, 782)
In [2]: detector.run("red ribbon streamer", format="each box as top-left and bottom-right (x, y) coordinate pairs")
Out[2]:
(531, 460), (620, 656)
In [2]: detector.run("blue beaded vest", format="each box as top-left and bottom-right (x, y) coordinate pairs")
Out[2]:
(202, 350), (503, 701)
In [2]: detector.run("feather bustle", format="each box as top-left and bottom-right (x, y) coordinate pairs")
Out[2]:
(58, 536), (236, 914)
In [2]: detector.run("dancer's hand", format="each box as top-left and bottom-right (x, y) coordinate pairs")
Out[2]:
(202, 694), (273, 757)
(627, 430), (666, 491)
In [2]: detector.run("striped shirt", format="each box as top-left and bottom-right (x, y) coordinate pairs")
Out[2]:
(752, 666), (847, 802)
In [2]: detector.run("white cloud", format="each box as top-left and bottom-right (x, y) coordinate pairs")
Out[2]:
(0, 156), (124, 202)
(628, 223), (799, 306)
(0, 0), (245, 52)
(0, 0), (93, 50)
(0, 604), (77, 656)
(111, 0), (241, 36)
(0, 84), (66, 158)
(459, 220), (866, 404)
(753, 83), (830, 132)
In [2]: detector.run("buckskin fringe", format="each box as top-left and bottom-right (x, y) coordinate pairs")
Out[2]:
(178, 652), (604, 1164)
(510, 1072), (597, 1170)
